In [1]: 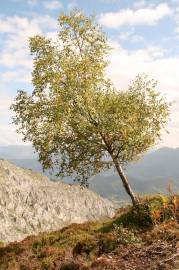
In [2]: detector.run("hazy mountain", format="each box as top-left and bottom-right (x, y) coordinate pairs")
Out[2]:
(91, 147), (179, 201)
(0, 145), (37, 160)
(0, 145), (179, 201)
(127, 147), (179, 180)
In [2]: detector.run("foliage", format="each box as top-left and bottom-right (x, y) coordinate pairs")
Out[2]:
(112, 224), (141, 244)
(11, 10), (170, 190)
(101, 194), (179, 231)
(139, 194), (179, 225)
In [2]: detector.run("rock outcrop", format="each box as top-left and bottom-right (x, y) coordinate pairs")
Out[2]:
(0, 159), (115, 242)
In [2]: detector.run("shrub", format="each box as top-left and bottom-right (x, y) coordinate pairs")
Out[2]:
(112, 224), (141, 244)
(139, 194), (179, 225)
(101, 194), (179, 232)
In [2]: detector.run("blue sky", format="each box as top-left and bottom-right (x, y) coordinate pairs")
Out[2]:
(1, 0), (179, 147)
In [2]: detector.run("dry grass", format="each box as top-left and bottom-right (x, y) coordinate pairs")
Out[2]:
(0, 194), (178, 270)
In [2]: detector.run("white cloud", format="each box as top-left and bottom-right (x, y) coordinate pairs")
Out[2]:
(107, 41), (178, 98)
(0, 16), (40, 34)
(0, 49), (32, 68)
(0, 15), (56, 36)
(0, 13), (59, 144)
(0, 124), (27, 146)
(118, 30), (144, 42)
(0, 89), (31, 146)
(0, 91), (12, 118)
(133, 0), (147, 8)
(174, 5), (179, 38)
(99, 3), (172, 28)
(0, 91), (16, 145)
(67, 1), (78, 10)
(27, 0), (38, 6)
(0, 14), (59, 146)
(106, 40), (179, 148)
(44, 0), (62, 10)
(1, 70), (31, 83)
(100, 0), (120, 3)
(159, 127), (179, 148)
(0, 15), (57, 70)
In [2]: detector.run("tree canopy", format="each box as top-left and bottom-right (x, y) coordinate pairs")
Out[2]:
(11, 10), (170, 205)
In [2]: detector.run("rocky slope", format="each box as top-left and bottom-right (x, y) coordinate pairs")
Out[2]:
(0, 159), (115, 243)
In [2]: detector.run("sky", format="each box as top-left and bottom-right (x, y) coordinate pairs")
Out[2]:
(0, 0), (179, 148)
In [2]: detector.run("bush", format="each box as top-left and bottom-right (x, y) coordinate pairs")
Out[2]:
(139, 194), (179, 225)
(120, 194), (179, 227)
(112, 224), (141, 244)
(101, 194), (179, 232)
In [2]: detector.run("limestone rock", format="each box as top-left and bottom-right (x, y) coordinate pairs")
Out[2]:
(0, 159), (115, 242)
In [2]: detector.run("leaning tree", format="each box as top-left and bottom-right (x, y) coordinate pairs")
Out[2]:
(11, 10), (170, 205)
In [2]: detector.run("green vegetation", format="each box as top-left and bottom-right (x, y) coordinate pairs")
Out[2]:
(0, 194), (178, 269)
(11, 10), (170, 205)
(101, 194), (179, 231)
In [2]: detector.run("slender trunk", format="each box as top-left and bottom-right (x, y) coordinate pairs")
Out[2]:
(112, 157), (139, 206)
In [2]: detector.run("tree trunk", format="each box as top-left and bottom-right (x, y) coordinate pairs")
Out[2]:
(112, 157), (139, 206)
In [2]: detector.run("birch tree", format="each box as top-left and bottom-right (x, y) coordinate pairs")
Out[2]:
(11, 10), (170, 205)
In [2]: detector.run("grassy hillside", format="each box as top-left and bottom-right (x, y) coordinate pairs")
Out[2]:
(0, 194), (178, 270)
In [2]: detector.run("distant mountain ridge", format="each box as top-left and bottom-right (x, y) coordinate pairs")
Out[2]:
(0, 145), (38, 159)
(0, 145), (179, 201)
